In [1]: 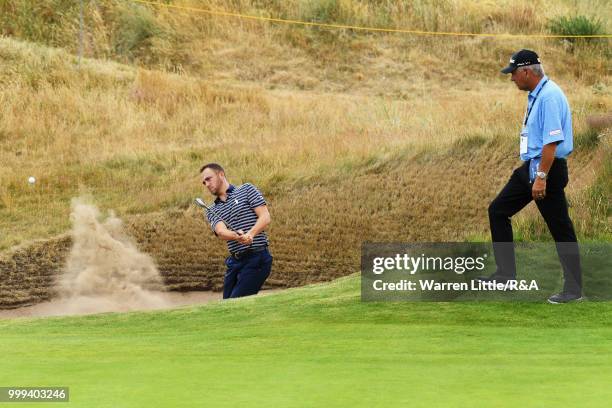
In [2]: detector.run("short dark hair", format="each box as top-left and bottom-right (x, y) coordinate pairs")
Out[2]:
(200, 163), (225, 173)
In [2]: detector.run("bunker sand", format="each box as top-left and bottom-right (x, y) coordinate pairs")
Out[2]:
(0, 291), (221, 318)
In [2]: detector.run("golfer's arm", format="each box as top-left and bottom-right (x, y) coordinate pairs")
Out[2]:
(538, 142), (557, 174)
(248, 205), (271, 237)
(214, 223), (241, 241)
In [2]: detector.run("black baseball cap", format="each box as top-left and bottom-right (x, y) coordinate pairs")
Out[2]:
(501, 49), (541, 74)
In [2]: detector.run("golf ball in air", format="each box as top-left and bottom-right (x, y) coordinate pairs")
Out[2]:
(28, 176), (36, 184)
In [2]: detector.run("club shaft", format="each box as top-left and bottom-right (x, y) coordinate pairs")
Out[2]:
(195, 199), (238, 231)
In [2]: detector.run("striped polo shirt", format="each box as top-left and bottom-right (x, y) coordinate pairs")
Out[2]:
(206, 183), (269, 254)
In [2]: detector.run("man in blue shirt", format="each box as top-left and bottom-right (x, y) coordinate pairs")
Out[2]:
(480, 49), (582, 303)
(200, 163), (273, 299)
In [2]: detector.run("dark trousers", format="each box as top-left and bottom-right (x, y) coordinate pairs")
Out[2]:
(223, 248), (273, 299)
(488, 159), (582, 294)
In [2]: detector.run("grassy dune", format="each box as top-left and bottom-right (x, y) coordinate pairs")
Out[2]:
(1, 275), (612, 407)
(1, 1), (610, 77)
(0, 1), (610, 262)
(0, 35), (610, 251)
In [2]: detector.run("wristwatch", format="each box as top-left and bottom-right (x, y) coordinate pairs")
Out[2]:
(536, 171), (547, 180)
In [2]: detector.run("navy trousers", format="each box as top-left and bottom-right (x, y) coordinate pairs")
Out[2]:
(223, 248), (273, 299)
(488, 159), (582, 295)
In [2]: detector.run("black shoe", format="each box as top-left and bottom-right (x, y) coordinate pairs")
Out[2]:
(547, 292), (585, 304)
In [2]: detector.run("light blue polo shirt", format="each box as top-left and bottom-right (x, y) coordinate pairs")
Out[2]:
(521, 75), (573, 161)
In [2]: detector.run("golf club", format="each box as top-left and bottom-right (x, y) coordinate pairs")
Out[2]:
(194, 197), (241, 233)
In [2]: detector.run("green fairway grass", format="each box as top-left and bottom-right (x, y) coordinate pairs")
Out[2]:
(1, 275), (611, 408)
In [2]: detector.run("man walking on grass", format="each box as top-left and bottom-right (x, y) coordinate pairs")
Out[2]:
(200, 163), (273, 299)
(479, 49), (583, 303)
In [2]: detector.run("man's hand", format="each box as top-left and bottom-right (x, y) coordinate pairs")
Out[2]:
(532, 178), (546, 200)
(532, 142), (556, 201)
(237, 231), (254, 245)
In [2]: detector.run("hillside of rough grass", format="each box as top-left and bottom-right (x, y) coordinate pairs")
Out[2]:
(1, 0), (610, 88)
(1, 1), (610, 251)
(1, 276), (612, 407)
(1, 33), (609, 246)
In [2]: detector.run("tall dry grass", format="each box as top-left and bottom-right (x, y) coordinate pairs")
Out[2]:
(1, 1), (610, 80)
(0, 0), (610, 250)
(1, 35), (610, 251)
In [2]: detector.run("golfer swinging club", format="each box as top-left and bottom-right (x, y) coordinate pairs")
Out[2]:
(199, 163), (272, 299)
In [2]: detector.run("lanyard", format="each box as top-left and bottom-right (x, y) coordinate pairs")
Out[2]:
(523, 79), (549, 126)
